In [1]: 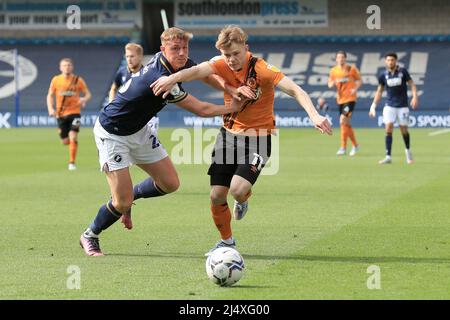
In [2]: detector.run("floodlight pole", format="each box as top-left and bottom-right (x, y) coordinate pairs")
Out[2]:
(14, 48), (20, 127)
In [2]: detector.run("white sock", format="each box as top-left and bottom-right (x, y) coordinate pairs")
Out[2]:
(84, 228), (98, 238)
(222, 237), (234, 245)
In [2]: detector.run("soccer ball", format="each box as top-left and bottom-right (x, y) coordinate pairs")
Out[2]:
(205, 247), (245, 286)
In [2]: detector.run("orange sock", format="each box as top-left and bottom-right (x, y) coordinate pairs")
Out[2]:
(340, 124), (348, 148)
(69, 140), (78, 163)
(211, 203), (232, 240)
(346, 125), (358, 146)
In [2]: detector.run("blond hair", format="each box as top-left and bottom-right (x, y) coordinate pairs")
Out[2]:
(160, 27), (193, 45)
(215, 25), (248, 50)
(60, 58), (73, 65)
(125, 43), (143, 56)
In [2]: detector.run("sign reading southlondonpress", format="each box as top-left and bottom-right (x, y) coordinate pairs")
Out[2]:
(174, 0), (328, 29)
(0, 0), (141, 29)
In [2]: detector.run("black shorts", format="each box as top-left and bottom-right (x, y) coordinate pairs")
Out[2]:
(339, 101), (356, 117)
(208, 127), (272, 187)
(57, 114), (81, 139)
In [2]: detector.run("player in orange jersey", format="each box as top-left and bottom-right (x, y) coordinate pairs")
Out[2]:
(151, 25), (332, 255)
(328, 51), (362, 156)
(47, 58), (91, 170)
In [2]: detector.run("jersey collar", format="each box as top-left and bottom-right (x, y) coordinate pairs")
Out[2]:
(387, 65), (399, 75)
(127, 64), (143, 74)
(159, 53), (176, 74)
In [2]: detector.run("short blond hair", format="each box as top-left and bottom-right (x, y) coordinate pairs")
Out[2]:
(160, 27), (193, 45)
(60, 58), (73, 65)
(125, 43), (143, 56)
(215, 25), (248, 50)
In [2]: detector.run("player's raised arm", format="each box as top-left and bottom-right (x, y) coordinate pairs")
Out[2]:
(151, 62), (214, 98)
(175, 94), (244, 117)
(369, 84), (384, 117)
(276, 76), (332, 135)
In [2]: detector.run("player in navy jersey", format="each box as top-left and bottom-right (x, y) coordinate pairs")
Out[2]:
(369, 52), (418, 164)
(79, 27), (246, 256)
(109, 43), (160, 133)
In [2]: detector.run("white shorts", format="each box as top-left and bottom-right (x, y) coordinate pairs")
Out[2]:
(94, 119), (167, 172)
(382, 106), (410, 126)
(148, 116), (159, 133)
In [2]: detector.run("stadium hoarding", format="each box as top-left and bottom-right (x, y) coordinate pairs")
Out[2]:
(0, 0), (142, 29)
(174, 0), (328, 29)
(1, 41), (449, 128)
(1, 110), (450, 129)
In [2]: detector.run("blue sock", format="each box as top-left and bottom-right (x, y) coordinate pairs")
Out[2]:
(89, 200), (121, 235)
(133, 177), (166, 200)
(385, 133), (393, 156)
(402, 132), (410, 149)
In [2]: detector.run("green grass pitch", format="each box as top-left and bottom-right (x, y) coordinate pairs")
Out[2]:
(1, 127), (450, 299)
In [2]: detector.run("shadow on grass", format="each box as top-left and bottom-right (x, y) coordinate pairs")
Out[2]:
(107, 252), (450, 264)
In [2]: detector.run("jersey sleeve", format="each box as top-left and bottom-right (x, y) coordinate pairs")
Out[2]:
(259, 60), (284, 86)
(78, 77), (89, 93)
(208, 56), (225, 76)
(166, 83), (188, 103)
(114, 69), (123, 87)
(48, 76), (57, 94)
(378, 73), (386, 86)
(351, 65), (361, 81)
(402, 68), (412, 81)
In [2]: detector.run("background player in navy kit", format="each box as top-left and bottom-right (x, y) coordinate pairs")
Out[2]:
(369, 52), (418, 164)
(109, 43), (160, 133)
(79, 27), (247, 256)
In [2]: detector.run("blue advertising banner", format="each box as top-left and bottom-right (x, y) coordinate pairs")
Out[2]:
(0, 41), (449, 128)
(184, 41), (450, 113)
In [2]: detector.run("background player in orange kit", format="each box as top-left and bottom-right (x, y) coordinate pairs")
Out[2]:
(47, 58), (91, 170)
(328, 50), (362, 156)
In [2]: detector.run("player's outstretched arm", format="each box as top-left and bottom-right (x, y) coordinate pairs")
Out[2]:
(175, 94), (244, 117)
(369, 84), (384, 117)
(151, 62), (214, 98)
(201, 75), (256, 101)
(276, 76), (332, 135)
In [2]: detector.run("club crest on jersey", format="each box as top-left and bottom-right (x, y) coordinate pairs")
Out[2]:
(246, 77), (262, 101)
(246, 77), (257, 89)
(170, 84), (181, 96)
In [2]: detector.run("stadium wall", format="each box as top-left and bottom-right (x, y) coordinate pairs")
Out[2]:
(0, 40), (449, 129)
(176, 0), (450, 37)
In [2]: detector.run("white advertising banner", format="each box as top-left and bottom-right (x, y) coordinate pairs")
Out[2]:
(0, 0), (141, 29)
(174, 0), (328, 29)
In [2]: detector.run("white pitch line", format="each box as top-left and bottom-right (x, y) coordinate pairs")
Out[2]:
(428, 128), (450, 136)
